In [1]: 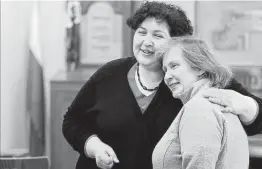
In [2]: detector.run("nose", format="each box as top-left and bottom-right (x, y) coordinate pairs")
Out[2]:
(142, 36), (153, 47)
(164, 72), (173, 85)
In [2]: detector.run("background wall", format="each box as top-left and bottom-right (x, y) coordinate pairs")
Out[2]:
(39, 1), (67, 157)
(1, 1), (67, 157)
(1, 1), (32, 151)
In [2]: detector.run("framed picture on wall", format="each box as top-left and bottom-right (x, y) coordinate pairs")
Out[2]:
(195, 1), (262, 66)
(78, 1), (133, 67)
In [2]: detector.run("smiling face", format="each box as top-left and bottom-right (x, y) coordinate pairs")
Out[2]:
(133, 17), (171, 70)
(162, 46), (203, 98)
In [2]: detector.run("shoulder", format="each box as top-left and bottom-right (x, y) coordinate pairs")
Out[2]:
(184, 95), (214, 115)
(90, 57), (136, 83)
(179, 95), (225, 139)
(182, 94), (224, 126)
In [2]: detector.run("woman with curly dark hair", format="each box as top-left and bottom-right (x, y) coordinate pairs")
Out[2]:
(62, 1), (262, 169)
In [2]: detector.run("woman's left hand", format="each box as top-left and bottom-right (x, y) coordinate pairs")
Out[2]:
(202, 88), (258, 124)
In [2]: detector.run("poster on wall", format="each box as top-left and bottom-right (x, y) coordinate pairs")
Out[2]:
(79, 1), (132, 66)
(196, 2), (262, 143)
(195, 1), (262, 65)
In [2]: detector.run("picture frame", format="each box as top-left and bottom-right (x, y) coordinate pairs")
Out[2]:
(78, 1), (133, 67)
(195, 1), (262, 66)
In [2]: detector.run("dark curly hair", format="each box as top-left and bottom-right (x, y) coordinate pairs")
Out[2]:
(126, 1), (193, 37)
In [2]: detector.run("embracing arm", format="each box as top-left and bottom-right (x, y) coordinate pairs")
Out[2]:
(62, 75), (98, 155)
(227, 79), (262, 135)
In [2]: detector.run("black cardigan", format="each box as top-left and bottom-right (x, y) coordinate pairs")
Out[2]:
(62, 57), (262, 169)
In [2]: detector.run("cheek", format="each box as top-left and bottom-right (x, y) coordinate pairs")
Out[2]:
(133, 37), (140, 53)
(176, 68), (192, 85)
(172, 69), (183, 79)
(133, 34), (142, 45)
(184, 71), (199, 86)
(155, 39), (168, 50)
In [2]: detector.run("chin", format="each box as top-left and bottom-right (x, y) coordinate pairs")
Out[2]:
(171, 89), (184, 99)
(138, 57), (154, 64)
(140, 61), (160, 69)
(172, 92), (180, 99)
(172, 95), (180, 99)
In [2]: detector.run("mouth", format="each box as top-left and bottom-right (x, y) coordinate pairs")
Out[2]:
(168, 82), (180, 90)
(140, 49), (155, 56)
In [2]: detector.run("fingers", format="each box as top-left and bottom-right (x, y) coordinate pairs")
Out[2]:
(208, 97), (234, 114)
(203, 88), (237, 101)
(96, 152), (114, 169)
(208, 97), (228, 107)
(221, 106), (233, 114)
(113, 156), (119, 163)
(202, 88), (226, 98)
(105, 146), (119, 163)
(97, 161), (113, 169)
(95, 144), (119, 169)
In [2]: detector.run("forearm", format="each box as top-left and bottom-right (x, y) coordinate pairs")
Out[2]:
(84, 135), (100, 158)
(239, 96), (259, 124)
(62, 74), (99, 154)
(242, 95), (262, 135)
(227, 79), (262, 135)
(62, 110), (96, 155)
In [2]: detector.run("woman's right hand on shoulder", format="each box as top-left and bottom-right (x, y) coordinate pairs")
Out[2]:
(85, 136), (119, 169)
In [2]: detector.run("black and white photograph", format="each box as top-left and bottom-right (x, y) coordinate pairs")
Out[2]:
(1, 1), (262, 169)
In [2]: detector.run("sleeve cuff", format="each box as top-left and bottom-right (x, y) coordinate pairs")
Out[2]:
(84, 134), (98, 158)
(242, 97), (259, 125)
(243, 96), (262, 136)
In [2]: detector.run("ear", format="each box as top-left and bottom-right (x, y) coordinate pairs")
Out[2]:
(196, 69), (205, 77)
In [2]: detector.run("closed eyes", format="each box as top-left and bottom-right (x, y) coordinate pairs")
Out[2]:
(170, 63), (179, 69)
(138, 30), (146, 35)
(154, 34), (164, 38)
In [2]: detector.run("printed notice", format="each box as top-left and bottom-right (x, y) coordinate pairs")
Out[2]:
(81, 2), (123, 64)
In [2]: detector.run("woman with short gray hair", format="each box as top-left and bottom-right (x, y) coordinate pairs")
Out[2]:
(153, 36), (249, 169)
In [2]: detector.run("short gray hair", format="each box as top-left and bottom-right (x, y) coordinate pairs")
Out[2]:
(158, 36), (233, 88)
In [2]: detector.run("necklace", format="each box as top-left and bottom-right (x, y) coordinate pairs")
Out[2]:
(136, 64), (159, 92)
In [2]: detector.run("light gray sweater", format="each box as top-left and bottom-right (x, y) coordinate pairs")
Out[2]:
(152, 79), (249, 169)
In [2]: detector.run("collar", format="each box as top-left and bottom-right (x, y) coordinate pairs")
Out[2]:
(178, 79), (212, 104)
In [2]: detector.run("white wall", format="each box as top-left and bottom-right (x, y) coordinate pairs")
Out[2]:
(39, 1), (67, 158)
(1, 1), (67, 157)
(1, 1), (32, 151)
